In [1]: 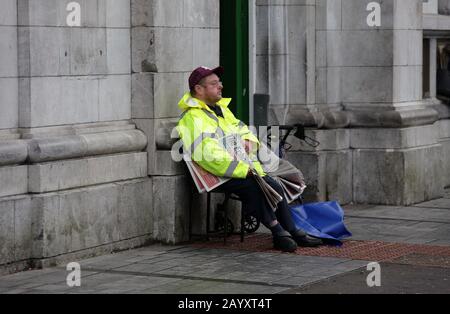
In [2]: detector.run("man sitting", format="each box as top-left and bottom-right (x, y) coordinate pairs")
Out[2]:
(177, 66), (323, 252)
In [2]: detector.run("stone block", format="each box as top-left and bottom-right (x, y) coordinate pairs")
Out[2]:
(315, 67), (327, 104)
(0, 140), (27, 166)
(269, 55), (288, 105)
(0, 199), (14, 264)
(256, 4), (269, 55)
(0, 166), (28, 198)
(268, 5), (287, 55)
(20, 26), (116, 77)
(32, 179), (152, 258)
(0, 26), (18, 77)
(28, 130), (147, 163)
(28, 152), (147, 193)
(151, 118), (185, 176)
(438, 118), (450, 139)
(316, 0), (342, 30)
(131, 27), (154, 73)
(0, 194), (32, 268)
(133, 118), (156, 176)
(288, 4), (309, 55)
(132, 73), (154, 119)
(153, 175), (191, 244)
(326, 67), (341, 104)
(0, 130), (21, 141)
(423, 0), (438, 14)
(116, 178), (153, 240)
(327, 30), (393, 67)
(99, 75), (131, 121)
(393, 66), (422, 102)
(439, 138), (450, 187)
(341, 67), (393, 103)
(348, 106), (439, 128)
(286, 150), (353, 204)
(18, 0), (107, 27)
(19, 26), (129, 78)
(152, 72), (189, 118)
(183, 0), (219, 28)
(0, 78), (18, 129)
(255, 55), (269, 94)
(393, 0), (423, 30)
(353, 144), (443, 205)
(105, 0), (130, 27)
(0, 0), (17, 26)
(393, 30), (422, 66)
(68, 28), (108, 76)
(132, 0), (184, 27)
(287, 56), (307, 104)
(350, 124), (439, 149)
(342, 0), (394, 30)
(316, 31), (327, 68)
(20, 76), (99, 127)
(256, 0), (315, 4)
(20, 27), (69, 77)
(153, 151), (186, 176)
(13, 196), (32, 262)
(193, 28), (220, 69)
(106, 28), (131, 75)
(132, 27), (193, 73)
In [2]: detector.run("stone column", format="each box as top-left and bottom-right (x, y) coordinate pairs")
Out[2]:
(18, 0), (132, 129)
(343, 0), (443, 204)
(0, 1), (152, 272)
(131, 0), (221, 243)
(254, 0), (351, 204)
(0, 0), (18, 133)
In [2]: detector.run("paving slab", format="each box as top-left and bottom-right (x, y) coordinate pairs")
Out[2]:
(413, 198), (450, 210)
(285, 263), (450, 294)
(1, 192), (450, 294)
(344, 206), (450, 223)
(345, 216), (450, 244)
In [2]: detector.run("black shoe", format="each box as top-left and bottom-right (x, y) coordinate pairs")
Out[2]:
(273, 230), (298, 252)
(290, 229), (323, 247)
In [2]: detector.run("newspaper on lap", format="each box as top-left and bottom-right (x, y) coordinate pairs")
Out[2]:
(258, 142), (307, 204)
(183, 134), (305, 210)
(183, 153), (229, 193)
(220, 134), (283, 211)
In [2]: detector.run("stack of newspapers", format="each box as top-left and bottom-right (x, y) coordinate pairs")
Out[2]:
(183, 134), (306, 210)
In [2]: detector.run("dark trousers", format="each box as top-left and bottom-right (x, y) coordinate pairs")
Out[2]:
(214, 176), (296, 232)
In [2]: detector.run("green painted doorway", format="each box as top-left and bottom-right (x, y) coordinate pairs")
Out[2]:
(220, 0), (249, 123)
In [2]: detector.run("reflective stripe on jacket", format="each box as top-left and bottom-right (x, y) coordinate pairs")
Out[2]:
(177, 92), (266, 179)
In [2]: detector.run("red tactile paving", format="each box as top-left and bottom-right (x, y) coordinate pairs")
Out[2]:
(190, 233), (450, 266)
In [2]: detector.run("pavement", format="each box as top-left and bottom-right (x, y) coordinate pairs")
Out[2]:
(0, 189), (449, 294)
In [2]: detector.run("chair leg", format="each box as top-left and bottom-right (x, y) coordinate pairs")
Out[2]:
(240, 206), (245, 243)
(223, 194), (230, 245)
(206, 192), (211, 241)
(189, 191), (193, 242)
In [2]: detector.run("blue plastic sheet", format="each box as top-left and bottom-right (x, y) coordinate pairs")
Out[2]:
(289, 201), (352, 246)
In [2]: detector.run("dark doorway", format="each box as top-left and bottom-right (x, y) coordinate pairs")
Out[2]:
(220, 0), (249, 123)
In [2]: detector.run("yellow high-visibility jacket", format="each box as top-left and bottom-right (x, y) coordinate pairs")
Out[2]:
(177, 92), (266, 179)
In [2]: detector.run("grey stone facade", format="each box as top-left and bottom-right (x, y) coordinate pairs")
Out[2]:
(1, 0), (449, 272)
(254, 0), (450, 205)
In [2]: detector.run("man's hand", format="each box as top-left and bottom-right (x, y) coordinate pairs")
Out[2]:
(243, 140), (253, 155)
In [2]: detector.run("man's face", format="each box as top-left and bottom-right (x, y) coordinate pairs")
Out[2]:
(195, 74), (223, 104)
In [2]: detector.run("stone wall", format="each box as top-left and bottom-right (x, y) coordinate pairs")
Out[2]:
(1, 0), (450, 272)
(253, 0), (447, 205)
(0, 0), (18, 130)
(131, 0), (221, 243)
(0, 0), (152, 274)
